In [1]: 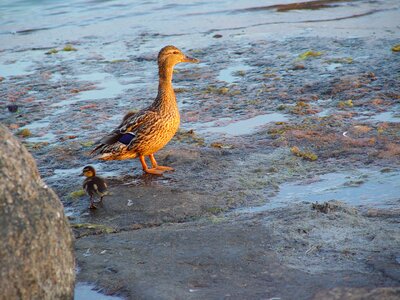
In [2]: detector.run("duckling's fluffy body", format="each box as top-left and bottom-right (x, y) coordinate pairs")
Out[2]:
(91, 45), (199, 174)
(83, 176), (108, 198)
(81, 166), (108, 209)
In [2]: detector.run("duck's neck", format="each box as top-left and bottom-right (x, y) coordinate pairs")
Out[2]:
(154, 63), (177, 113)
(158, 62), (174, 83)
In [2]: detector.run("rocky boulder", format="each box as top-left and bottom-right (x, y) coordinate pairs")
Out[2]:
(0, 124), (75, 300)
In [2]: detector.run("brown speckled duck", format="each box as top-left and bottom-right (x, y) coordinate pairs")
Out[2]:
(91, 45), (199, 175)
(80, 165), (108, 209)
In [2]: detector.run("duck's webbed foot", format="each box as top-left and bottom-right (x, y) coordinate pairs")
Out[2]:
(139, 155), (163, 175)
(149, 154), (174, 172)
(144, 168), (164, 175)
(155, 165), (174, 171)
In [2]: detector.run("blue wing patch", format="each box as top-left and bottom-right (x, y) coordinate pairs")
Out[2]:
(119, 132), (136, 145)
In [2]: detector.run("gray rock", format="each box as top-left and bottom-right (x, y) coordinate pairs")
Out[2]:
(312, 287), (400, 300)
(0, 124), (75, 300)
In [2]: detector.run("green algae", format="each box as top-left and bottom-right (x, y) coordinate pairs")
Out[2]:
(298, 50), (323, 60)
(24, 142), (49, 150)
(62, 44), (77, 51)
(230, 90), (241, 95)
(216, 87), (229, 94)
(210, 142), (234, 149)
(206, 206), (226, 215)
(203, 85), (241, 96)
(174, 88), (189, 93)
(325, 57), (353, 64)
(173, 129), (205, 146)
(290, 101), (317, 115)
(234, 70), (246, 77)
(291, 146), (318, 161)
(71, 223), (115, 234)
(69, 189), (86, 199)
(46, 48), (59, 55)
(391, 44), (400, 52)
(263, 73), (277, 78)
(80, 141), (95, 148)
(245, 99), (262, 105)
(338, 99), (353, 108)
(18, 128), (31, 138)
(208, 215), (227, 224)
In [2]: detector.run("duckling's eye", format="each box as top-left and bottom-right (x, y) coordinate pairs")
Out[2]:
(173, 51), (179, 54)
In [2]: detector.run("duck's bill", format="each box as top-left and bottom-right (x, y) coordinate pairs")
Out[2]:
(182, 56), (200, 63)
(79, 172), (84, 176)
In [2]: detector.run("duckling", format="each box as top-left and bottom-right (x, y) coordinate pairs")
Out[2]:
(80, 165), (108, 209)
(91, 45), (199, 175)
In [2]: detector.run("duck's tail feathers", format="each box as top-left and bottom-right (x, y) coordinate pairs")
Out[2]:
(90, 131), (138, 156)
(90, 144), (104, 155)
(99, 131), (123, 145)
(90, 131), (123, 155)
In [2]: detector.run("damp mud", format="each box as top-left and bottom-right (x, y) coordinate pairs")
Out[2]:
(1, 0), (400, 299)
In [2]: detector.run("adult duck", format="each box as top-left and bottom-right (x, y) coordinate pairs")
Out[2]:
(91, 45), (199, 175)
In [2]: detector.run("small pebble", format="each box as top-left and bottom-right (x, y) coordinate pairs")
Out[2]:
(292, 64), (305, 70)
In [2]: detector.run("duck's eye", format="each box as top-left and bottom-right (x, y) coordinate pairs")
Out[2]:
(173, 51), (179, 54)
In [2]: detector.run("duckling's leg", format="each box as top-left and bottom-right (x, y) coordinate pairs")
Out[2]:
(149, 154), (174, 172)
(139, 155), (163, 175)
(89, 196), (96, 209)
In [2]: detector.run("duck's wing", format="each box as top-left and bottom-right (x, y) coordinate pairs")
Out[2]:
(90, 109), (158, 155)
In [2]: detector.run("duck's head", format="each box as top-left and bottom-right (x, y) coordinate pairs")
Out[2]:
(80, 165), (96, 177)
(158, 45), (199, 67)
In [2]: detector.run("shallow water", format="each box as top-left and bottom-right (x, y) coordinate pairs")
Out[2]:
(0, 0), (399, 52)
(239, 169), (400, 213)
(51, 72), (135, 107)
(370, 111), (400, 123)
(49, 164), (120, 181)
(75, 283), (123, 300)
(218, 63), (252, 83)
(196, 113), (288, 136)
(0, 60), (34, 77)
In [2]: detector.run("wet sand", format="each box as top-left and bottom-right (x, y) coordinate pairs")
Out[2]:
(1, 0), (400, 299)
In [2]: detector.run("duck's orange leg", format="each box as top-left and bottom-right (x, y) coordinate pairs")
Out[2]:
(139, 155), (163, 175)
(149, 154), (174, 172)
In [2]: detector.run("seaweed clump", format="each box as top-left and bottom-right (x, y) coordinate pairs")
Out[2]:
(291, 146), (318, 161)
(391, 44), (400, 52)
(62, 44), (77, 52)
(17, 128), (31, 138)
(298, 50), (323, 60)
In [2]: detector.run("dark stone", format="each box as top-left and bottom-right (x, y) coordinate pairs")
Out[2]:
(213, 34), (223, 38)
(292, 63), (306, 70)
(7, 104), (18, 113)
(0, 124), (75, 300)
